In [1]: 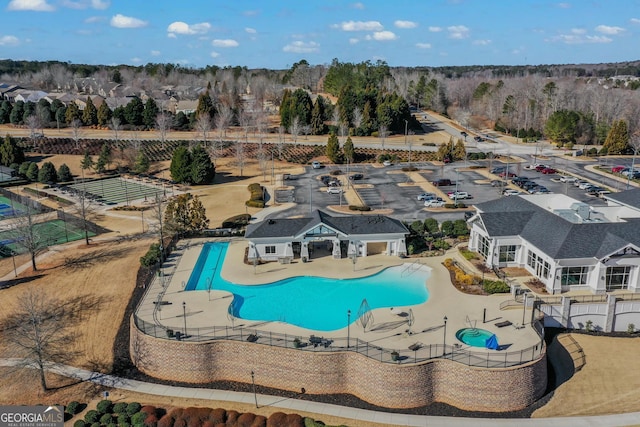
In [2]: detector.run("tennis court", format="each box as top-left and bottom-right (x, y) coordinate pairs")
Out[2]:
(66, 177), (167, 205)
(0, 196), (28, 219)
(0, 219), (94, 257)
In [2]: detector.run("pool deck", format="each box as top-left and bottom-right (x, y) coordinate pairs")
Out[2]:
(136, 237), (541, 354)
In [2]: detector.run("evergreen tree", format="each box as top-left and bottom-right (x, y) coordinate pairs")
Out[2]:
(112, 106), (126, 124)
(133, 152), (150, 174)
(26, 162), (39, 181)
(54, 106), (66, 126)
(325, 132), (341, 164)
(80, 151), (94, 172)
(143, 98), (159, 128)
(22, 101), (35, 122)
(602, 120), (629, 155)
(95, 143), (112, 173)
(38, 161), (57, 183)
(361, 101), (374, 135)
(453, 138), (466, 160)
(0, 134), (25, 166)
(279, 89), (292, 130)
(190, 144), (215, 185)
(65, 102), (80, 124)
(57, 163), (72, 182)
(343, 136), (354, 163)
(97, 102), (112, 126)
(112, 69), (122, 83)
(82, 97), (98, 125)
(170, 145), (192, 184)
(9, 101), (24, 124)
(195, 91), (214, 119)
(0, 100), (11, 123)
(164, 193), (210, 234)
(124, 97), (144, 125)
(310, 98), (325, 135)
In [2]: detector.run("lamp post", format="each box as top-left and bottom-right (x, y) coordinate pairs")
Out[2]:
(347, 309), (351, 348)
(522, 293), (528, 326)
(182, 301), (187, 337)
(251, 370), (258, 408)
(443, 316), (448, 356)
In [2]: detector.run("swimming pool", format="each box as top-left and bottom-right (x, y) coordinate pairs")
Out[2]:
(185, 242), (430, 331)
(456, 328), (496, 348)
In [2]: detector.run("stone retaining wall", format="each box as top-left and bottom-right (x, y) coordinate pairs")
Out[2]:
(130, 320), (547, 412)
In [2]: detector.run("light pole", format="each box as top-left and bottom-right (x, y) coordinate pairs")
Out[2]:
(347, 309), (351, 348)
(443, 316), (448, 356)
(404, 120), (408, 146)
(522, 293), (528, 326)
(182, 301), (187, 337)
(251, 370), (258, 408)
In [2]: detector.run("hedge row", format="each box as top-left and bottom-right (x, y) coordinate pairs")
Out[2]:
(246, 183), (265, 208)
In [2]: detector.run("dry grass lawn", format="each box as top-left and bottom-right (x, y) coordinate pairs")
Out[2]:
(0, 152), (639, 424)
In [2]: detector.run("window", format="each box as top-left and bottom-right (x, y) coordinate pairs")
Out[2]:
(561, 266), (589, 286)
(499, 245), (517, 263)
(527, 250), (535, 268)
(265, 246), (276, 254)
(478, 235), (490, 258)
(606, 266), (631, 291)
(527, 250), (550, 279)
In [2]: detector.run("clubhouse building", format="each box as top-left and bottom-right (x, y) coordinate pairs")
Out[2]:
(245, 210), (408, 263)
(468, 189), (640, 294)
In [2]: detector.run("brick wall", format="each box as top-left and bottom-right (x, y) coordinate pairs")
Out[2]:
(131, 321), (547, 412)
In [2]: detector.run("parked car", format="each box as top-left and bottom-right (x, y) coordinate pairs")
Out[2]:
(424, 199), (446, 207)
(575, 180), (589, 188)
(327, 187), (343, 194)
(474, 136), (485, 142)
(559, 175), (577, 183)
(312, 161), (322, 169)
(460, 131), (468, 137)
(447, 191), (470, 199)
(612, 165), (627, 173)
(349, 173), (364, 180)
(503, 189), (521, 196)
(382, 160), (393, 166)
(499, 171), (517, 178)
(491, 180), (507, 187)
(622, 169), (640, 177)
(432, 178), (452, 186)
(490, 166), (506, 174)
(417, 192), (436, 201)
(512, 177), (530, 185)
(578, 182), (594, 190)
(535, 165), (549, 172)
(541, 168), (557, 174)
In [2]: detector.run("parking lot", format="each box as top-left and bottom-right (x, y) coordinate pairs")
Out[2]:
(280, 159), (609, 222)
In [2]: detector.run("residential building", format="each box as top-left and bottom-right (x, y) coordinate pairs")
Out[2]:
(468, 190), (640, 294)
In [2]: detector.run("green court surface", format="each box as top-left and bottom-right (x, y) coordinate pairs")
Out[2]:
(0, 196), (29, 219)
(0, 219), (94, 257)
(67, 177), (167, 205)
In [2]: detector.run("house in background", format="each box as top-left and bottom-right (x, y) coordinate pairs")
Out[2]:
(245, 210), (408, 263)
(468, 189), (640, 294)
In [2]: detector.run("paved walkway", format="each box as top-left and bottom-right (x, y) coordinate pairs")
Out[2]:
(1, 359), (638, 427)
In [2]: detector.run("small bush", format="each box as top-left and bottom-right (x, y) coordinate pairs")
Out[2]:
(66, 401), (81, 415)
(113, 403), (128, 414)
(117, 413), (130, 425)
(443, 258), (454, 268)
(222, 213), (251, 229)
(130, 411), (147, 425)
(628, 323), (635, 334)
(97, 399), (113, 414)
(84, 410), (99, 424)
(483, 280), (510, 294)
(166, 329), (174, 338)
(348, 205), (371, 211)
(459, 248), (476, 260)
(126, 402), (142, 416)
(99, 413), (113, 425)
(245, 200), (265, 208)
(90, 423), (100, 427)
(73, 421), (86, 427)
(140, 243), (161, 267)
(401, 166), (418, 172)
(329, 169), (342, 175)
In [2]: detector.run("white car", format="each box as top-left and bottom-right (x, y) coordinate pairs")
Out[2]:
(311, 161), (322, 169)
(424, 199), (445, 207)
(417, 192), (435, 201)
(559, 176), (577, 183)
(383, 160), (393, 167)
(503, 189), (520, 196)
(579, 182), (594, 190)
(327, 187), (343, 194)
(447, 191), (470, 200)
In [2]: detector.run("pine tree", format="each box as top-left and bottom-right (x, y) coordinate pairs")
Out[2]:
(80, 151), (94, 172)
(279, 89), (292, 130)
(195, 91), (214, 119)
(190, 144), (215, 185)
(0, 134), (25, 166)
(133, 152), (150, 174)
(170, 145), (193, 184)
(65, 102), (80, 124)
(453, 138), (466, 161)
(343, 136), (354, 163)
(143, 98), (159, 128)
(82, 97), (98, 126)
(602, 120), (629, 155)
(326, 132), (341, 164)
(38, 161), (57, 183)
(57, 164), (72, 182)
(97, 102), (112, 126)
(311, 98), (325, 135)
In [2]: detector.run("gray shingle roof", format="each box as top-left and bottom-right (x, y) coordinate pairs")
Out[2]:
(245, 210), (408, 239)
(476, 197), (640, 259)
(605, 189), (640, 210)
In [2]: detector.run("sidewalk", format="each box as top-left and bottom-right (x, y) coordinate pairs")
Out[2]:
(1, 359), (638, 427)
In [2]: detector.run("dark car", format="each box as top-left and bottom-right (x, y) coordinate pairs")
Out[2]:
(490, 166), (506, 174)
(432, 178), (452, 186)
(474, 136), (485, 142)
(491, 180), (507, 187)
(349, 173), (364, 180)
(461, 131), (468, 137)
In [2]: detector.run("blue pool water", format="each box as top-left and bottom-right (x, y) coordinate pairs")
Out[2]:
(185, 242), (430, 331)
(455, 328), (495, 347)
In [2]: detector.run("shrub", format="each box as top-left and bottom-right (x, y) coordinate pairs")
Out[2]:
(348, 205), (371, 211)
(73, 421), (86, 427)
(443, 258), (454, 268)
(130, 411), (147, 425)
(99, 413), (113, 425)
(66, 401), (81, 415)
(84, 410), (99, 424)
(222, 213), (251, 229)
(90, 423), (100, 427)
(483, 280), (510, 294)
(585, 319), (594, 332)
(140, 243), (161, 267)
(329, 169), (342, 175)
(126, 402), (142, 416)
(459, 248), (476, 260)
(401, 166), (418, 172)
(166, 329), (174, 338)
(245, 200), (265, 208)
(628, 323), (635, 334)
(97, 399), (113, 414)
(267, 413), (288, 427)
(113, 403), (128, 414)
(117, 413), (130, 425)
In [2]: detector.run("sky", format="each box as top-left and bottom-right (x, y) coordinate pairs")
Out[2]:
(1, 0), (639, 70)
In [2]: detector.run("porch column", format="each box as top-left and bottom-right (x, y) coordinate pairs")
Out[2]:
(604, 293), (617, 333)
(301, 242), (309, 260)
(332, 238), (341, 259)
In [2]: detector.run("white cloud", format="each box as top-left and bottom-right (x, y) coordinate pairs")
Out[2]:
(212, 39), (239, 48)
(447, 25), (469, 39)
(428, 26), (442, 32)
(245, 27), (256, 34)
(631, 18), (640, 24)
(7, 0), (54, 11)
(557, 2), (571, 8)
(61, 0), (109, 9)
(595, 25), (625, 35)
(394, 20), (417, 29)
(131, 57), (142, 63)
(416, 42), (431, 49)
(110, 14), (147, 29)
(91, 0), (109, 9)
(243, 9), (259, 16)
(0, 35), (20, 46)
(283, 40), (319, 53)
(351, 2), (364, 9)
(210, 51), (220, 58)
(84, 15), (104, 23)
(167, 21), (211, 36)
(372, 30), (397, 41)
(549, 33), (612, 44)
(334, 20), (383, 31)
(150, 50), (160, 56)
(473, 39), (491, 45)
(167, 33), (176, 39)
(349, 38), (359, 44)
(571, 28), (586, 34)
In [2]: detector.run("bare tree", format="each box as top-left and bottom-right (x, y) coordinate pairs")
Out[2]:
(235, 140), (246, 177)
(276, 125), (286, 159)
(194, 114), (212, 146)
(7, 204), (48, 272)
(352, 107), (363, 134)
(70, 118), (83, 150)
(76, 189), (98, 245)
(25, 115), (42, 148)
(289, 116), (301, 143)
(301, 124), (311, 140)
(238, 108), (252, 143)
(110, 117), (121, 145)
(213, 105), (233, 163)
(155, 112), (171, 149)
(379, 124), (389, 152)
(1, 289), (79, 391)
